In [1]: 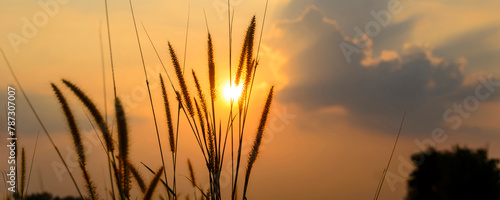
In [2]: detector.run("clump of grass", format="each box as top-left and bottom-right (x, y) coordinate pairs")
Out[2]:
(43, 3), (272, 199)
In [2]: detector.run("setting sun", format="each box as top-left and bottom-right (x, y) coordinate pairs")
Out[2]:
(223, 84), (244, 101)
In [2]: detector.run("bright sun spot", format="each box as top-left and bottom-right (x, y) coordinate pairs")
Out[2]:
(223, 84), (243, 101)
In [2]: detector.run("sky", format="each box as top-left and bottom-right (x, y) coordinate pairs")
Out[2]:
(1, 0), (500, 199)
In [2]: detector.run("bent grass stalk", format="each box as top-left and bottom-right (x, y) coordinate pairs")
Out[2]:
(52, 84), (98, 200)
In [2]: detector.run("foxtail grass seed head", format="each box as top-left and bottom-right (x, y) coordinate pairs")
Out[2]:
(129, 161), (146, 193)
(168, 42), (195, 116)
(235, 41), (247, 86)
(194, 99), (205, 136)
(249, 86), (274, 165)
(52, 83), (98, 200)
(144, 166), (165, 200)
(243, 86), (274, 197)
(115, 98), (131, 197)
(192, 70), (209, 118)
(160, 74), (176, 152)
(116, 98), (129, 162)
(53, 83), (86, 164)
(187, 159), (197, 187)
(207, 34), (217, 101)
(207, 125), (216, 172)
(245, 16), (256, 79)
(62, 79), (114, 152)
(236, 16), (256, 86)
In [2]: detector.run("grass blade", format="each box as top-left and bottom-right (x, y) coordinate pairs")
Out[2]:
(373, 110), (407, 200)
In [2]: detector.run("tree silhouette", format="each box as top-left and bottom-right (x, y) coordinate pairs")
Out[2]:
(406, 146), (500, 200)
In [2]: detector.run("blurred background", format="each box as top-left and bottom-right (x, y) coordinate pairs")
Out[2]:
(1, 0), (500, 199)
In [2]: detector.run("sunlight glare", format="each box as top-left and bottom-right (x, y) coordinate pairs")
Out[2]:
(223, 84), (243, 101)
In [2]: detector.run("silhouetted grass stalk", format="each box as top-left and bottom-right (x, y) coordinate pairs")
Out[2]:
(52, 84), (98, 200)
(373, 110), (407, 200)
(242, 87), (274, 199)
(20, 148), (26, 199)
(24, 132), (40, 196)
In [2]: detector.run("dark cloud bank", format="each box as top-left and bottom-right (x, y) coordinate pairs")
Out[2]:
(270, 6), (499, 135)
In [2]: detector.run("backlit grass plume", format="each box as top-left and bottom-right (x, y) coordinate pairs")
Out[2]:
(244, 17), (256, 84)
(192, 70), (209, 119)
(160, 74), (175, 153)
(129, 161), (147, 194)
(235, 16), (256, 86)
(168, 42), (195, 117)
(208, 33), (217, 101)
(242, 86), (274, 199)
(194, 99), (206, 143)
(115, 98), (131, 198)
(144, 166), (165, 200)
(62, 79), (114, 153)
(52, 83), (98, 200)
(187, 159), (197, 188)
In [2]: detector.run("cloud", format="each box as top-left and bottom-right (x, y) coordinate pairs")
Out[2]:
(268, 6), (499, 134)
(434, 25), (500, 73)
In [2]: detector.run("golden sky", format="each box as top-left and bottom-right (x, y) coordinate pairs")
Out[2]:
(1, 0), (500, 199)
